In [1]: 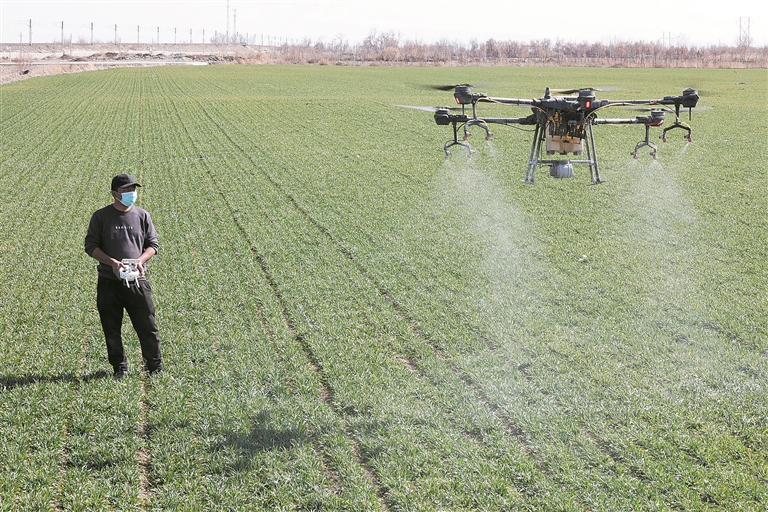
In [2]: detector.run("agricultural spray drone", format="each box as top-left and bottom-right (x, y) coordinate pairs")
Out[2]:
(401, 85), (700, 183)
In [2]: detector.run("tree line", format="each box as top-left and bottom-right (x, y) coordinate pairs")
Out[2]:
(261, 31), (766, 68)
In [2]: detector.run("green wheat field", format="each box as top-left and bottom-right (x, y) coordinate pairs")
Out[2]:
(1, 65), (766, 510)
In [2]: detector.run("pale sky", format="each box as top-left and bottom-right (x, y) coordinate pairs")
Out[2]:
(1, 0), (766, 47)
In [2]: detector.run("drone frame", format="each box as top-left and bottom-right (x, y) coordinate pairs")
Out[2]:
(526, 112), (601, 184)
(429, 85), (700, 184)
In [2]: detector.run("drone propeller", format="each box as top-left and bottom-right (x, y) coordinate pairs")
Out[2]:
(549, 86), (624, 95)
(624, 106), (676, 113)
(420, 83), (477, 91)
(394, 104), (463, 113)
(622, 105), (712, 113)
(549, 87), (604, 95)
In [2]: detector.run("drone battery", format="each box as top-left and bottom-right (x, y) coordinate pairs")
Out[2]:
(550, 161), (574, 179)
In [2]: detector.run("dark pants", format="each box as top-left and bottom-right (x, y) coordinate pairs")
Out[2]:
(97, 277), (163, 373)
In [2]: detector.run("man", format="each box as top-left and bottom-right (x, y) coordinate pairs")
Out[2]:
(85, 173), (163, 380)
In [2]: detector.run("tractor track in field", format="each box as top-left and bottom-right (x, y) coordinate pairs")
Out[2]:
(515, 358), (659, 487)
(250, 301), (343, 494)
(164, 83), (390, 510)
(49, 333), (111, 511)
(175, 90), (569, 492)
(276, 188), (556, 473)
(213, 181), (391, 510)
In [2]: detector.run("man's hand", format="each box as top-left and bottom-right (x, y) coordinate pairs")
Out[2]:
(111, 259), (125, 279)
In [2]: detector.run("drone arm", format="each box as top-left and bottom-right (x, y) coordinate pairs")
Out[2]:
(479, 116), (537, 125)
(593, 118), (643, 125)
(595, 88), (699, 121)
(480, 97), (537, 107)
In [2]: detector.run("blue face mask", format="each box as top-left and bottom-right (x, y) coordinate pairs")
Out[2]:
(119, 191), (137, 207)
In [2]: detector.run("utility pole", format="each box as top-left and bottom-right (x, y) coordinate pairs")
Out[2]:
(234, 9), (237, 43)
(174, 27), (177, 45)
(739, 17), (751, 47)
(137, 25), (140, 44)
(739, 17), (751, 62)
(190, 29), (192, 44)
(91, 22), (94, 45)
(61, 21), (64, 46)
(226, 0), (230, 44)
(29, 19), (32, 46)
(115, 24), (118, 45)
(157, 26), (160, 44)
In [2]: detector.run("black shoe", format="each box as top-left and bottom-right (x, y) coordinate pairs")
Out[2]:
(113, 370), (126, 381)
(147, 367), (163, 376)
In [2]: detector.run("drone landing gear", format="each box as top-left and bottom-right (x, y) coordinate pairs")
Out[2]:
(631, 124), (658, 159)
(525, 121), (602, 184)
(444, 140), (473, 158)
(661, 122), (693, 143)
(444, 119), (474, 157)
